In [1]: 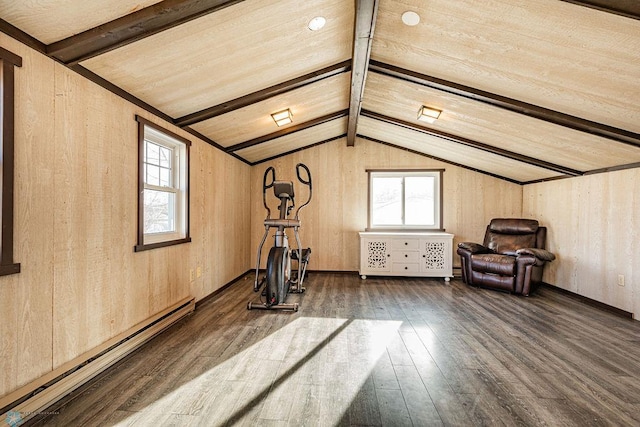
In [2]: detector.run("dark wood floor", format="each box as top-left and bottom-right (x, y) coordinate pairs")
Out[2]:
(31, 273), (640, 426)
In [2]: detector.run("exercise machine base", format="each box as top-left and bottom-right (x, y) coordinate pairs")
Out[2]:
(247, 301), (299, 312)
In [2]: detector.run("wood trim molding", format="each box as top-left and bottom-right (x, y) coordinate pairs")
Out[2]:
(523, 161), (640, 185)
(73, 65), (174, 123)
(558, 0), (640, 20)
(369, 60), (640, 148)
(176, 60), (352, 127)
(361, 109), (583, 177)
(251, 134), (347, 165)
(0, 19), (47, 54)
(357, 134), (522, 184)
(540, 283), (634, 318)
(47, 0), (246, 64)
(347, 0), (379, 147)
(227, 109), (348, 152)
(0, 49), (22, 276)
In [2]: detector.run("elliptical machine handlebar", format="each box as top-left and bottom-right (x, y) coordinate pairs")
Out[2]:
(296, 163), (312, 187)
(262, 166), (276, 218)
(294, 163), (312, 220)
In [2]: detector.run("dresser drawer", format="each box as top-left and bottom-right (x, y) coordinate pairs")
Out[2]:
(392, 263), (420, 273)
(392, 251), (420, 263)
(392, 239), (419, 250)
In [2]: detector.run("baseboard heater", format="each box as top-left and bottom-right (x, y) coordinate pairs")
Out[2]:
(0, 296), (195, 423)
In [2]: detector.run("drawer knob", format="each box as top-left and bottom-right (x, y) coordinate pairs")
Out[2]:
(387, 254), (391, 257)
(405, 254), (408, 258)
(423, 255), (426, 258)
(404, 266), (408, 270)
(404, 242), (408, 245)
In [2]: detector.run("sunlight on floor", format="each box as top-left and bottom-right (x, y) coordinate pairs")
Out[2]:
(114, 317), (403, 425)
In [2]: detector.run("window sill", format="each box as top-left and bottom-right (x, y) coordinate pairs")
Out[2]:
(134, 237), (191, 252)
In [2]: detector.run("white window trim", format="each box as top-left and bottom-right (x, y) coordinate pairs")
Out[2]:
(367, 169), (444, 231)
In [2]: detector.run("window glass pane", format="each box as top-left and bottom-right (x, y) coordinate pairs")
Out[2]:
(146, 164), (160, 186)
(144, 189), (175, 234)
(372, 177), (403, 225)
(146, 141), (160, 165)
(159, 146), (172, 168)
(160, 167), (171, 187)
(405, 176), (435, 225)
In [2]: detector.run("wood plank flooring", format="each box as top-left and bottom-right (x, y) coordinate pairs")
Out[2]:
(30, 273), (640, 426)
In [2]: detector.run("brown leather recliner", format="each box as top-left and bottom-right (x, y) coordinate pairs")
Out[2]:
(457, 218), (555, 296)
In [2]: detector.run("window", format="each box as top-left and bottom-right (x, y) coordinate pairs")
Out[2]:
(135, 116), (191, 251)
(0, 47), (22, 275)
(367, 169), (443, 231)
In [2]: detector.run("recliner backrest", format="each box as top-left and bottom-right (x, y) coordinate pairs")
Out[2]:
(483, 218), (544, 255)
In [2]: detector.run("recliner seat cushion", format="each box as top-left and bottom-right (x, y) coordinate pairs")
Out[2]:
(470, 253), (516, 276)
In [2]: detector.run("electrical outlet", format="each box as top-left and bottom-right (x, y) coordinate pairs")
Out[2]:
(190, 269), (195, 282)
(197, 266), (202, 278)
(617, 274), (625, 287)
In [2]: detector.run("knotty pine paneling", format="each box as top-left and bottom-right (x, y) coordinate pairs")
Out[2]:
(372, 0), (640, 133)
(0, 0), (162, 44)
(249, 137), (523, 272)
(0, 33), (56, 400)
(81, 0), (354, 118)
(0, 34), (250, 400)
(523, 169), (640, 317)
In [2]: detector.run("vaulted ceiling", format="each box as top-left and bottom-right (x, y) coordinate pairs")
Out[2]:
(1, 0), (639, 184)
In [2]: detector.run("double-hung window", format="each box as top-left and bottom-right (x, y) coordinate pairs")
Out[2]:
(367, 169), (443, 231)
(135, 116), (190, 251)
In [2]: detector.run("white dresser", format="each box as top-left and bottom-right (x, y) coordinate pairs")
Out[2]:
(359, 232), (454, 280)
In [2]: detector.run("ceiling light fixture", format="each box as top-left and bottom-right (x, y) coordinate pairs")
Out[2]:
(271, 108), (293, 126)
(401, 11), (420, 26)
(308, 16), (326, 31)
(417, 106), (441, 123)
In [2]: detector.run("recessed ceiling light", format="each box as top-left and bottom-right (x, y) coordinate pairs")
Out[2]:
(401, 11), (420, 26)
(308, 16), (326, 31)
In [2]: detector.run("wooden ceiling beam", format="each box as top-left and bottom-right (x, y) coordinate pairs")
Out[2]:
(0, 19), (47, 54)
(369, 60), (640, 148)
(175, 60), (352, 127)
(558, 0), (640, 20)
(227, 109), (348, 152)
(47, 0), (245, 65)
(361, 109), (583, 176)
(357, 134), (522, 184)
(346, 0), (379, 147)
(251, 134), (347, 165)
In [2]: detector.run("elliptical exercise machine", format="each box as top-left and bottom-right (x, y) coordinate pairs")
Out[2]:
(248, 163), (312, 312)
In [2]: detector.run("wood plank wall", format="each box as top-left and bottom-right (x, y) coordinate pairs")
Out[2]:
(250, 137), (523, 272)
(0, 34), (251, 400)
(523, 169), (640, 317)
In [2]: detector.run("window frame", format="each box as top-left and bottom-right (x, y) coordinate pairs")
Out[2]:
(134, 116), (191, 252)
(0, 47), (22, 276)
(366, 169), (444, 232)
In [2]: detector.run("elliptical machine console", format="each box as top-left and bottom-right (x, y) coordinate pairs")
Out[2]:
(248, 163), (312, 312)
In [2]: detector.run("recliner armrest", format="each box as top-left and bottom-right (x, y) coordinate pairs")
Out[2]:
(516, 247), (555, 262)
(458, 242), (490, 254)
